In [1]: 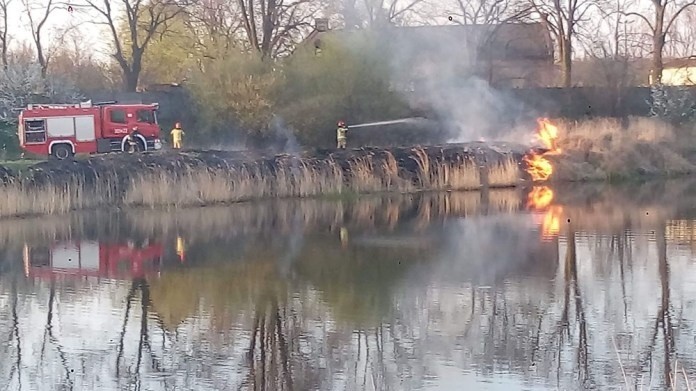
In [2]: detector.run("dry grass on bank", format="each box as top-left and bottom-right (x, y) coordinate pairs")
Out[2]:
(488, 157), (522, 186)
(0, 180), (117, 218)
(553, 117), (696, 180)
(412, 148), (484, 190)
(124, 162), (346, 207)
(0, 151), (524, 217)
(125, 154), (523, 208)
(349, 153), (415, 193)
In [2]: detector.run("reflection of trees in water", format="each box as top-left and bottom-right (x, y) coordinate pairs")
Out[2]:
(7, 275), (22, 389)
(243, 299), (297, 390)
(3, 215), (696, 389)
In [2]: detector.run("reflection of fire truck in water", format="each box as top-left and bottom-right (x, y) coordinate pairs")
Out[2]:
(23, 240), (163, 279)
(17, 100), (162, 160)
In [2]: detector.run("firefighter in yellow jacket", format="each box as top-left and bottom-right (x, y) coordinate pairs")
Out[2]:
(170, 122), (185, 149)
(336, 120), (348, 149)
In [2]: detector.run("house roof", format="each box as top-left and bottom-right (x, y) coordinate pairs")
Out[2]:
(305, 22), (554, 62)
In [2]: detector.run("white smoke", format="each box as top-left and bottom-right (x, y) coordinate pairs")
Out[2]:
(269, 115), (302, 155)
(381, 26), (541, 143)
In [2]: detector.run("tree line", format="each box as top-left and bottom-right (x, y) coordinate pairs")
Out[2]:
(0, 0), (694, 149)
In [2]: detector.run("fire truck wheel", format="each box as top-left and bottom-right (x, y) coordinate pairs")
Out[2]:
(51, 144), (73, 160)
(134, 139), (146, 152)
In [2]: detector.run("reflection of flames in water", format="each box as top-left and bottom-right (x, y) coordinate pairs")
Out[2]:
(176, 236), (186, 263)
(523, 118), (562, 182)
(527, 186), (564, 239)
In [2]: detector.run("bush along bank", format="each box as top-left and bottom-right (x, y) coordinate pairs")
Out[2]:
(0, 143), (533, 218)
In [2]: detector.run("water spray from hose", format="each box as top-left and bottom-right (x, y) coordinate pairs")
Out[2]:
(346, 117), (427, 129)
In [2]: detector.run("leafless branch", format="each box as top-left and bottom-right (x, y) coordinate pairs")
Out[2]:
(79, 0), (187, 91)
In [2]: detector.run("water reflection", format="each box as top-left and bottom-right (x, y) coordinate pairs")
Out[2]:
(24, 240), (162, 279)
(2, 180), (696, 390)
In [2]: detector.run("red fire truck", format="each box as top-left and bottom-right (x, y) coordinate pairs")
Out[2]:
(17, 100), (163, 160)
(23, 240), (163, 280)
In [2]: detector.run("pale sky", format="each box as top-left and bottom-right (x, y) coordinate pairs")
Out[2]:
(7, 0), (111, 61)
(3, 0), (694, 65)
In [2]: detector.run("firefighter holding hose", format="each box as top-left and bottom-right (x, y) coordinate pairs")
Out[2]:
(336, 120), (348, 149)
(170, 122), (185, 150)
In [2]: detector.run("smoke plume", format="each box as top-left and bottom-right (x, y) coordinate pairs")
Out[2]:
(380, 26), (540, 143)
(269, 115), (302, 155)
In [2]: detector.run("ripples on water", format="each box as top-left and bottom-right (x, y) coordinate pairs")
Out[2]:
(2, 180), (696, 390)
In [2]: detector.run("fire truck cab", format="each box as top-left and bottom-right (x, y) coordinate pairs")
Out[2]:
(18, 100), (162, 160)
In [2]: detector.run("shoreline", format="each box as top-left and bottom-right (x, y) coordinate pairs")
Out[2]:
(0, 144), (531, 219)
(1, 142), (695, 219)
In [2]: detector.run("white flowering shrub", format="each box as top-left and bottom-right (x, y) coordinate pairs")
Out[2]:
(0, 63), (83, 124)
(0, 63), (83, 158)
(649, 83), (696, 125)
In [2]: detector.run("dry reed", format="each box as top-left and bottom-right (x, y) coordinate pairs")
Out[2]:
(554, 117), (696, 180)
(412, 147), (486, 190)
(487, 156), (522, 187)
(0, 178), (118, 218)
(0, 150), (526, 218)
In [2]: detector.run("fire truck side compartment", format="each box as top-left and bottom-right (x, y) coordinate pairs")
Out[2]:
(74, 115), (96, 141)
(46, 117), (75, 137)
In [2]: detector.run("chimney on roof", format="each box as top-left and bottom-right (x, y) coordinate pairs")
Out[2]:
(315, 18), (329, 32)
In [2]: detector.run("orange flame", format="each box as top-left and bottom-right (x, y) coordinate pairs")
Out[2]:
(527, 186), (554, 210)
(527, 186), (564, 239)
(540, 206), (563, 239)
(535, 118), (562, 153)
(523, 118), (562, 182)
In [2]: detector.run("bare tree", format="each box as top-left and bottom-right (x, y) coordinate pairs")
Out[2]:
(625, 0), (696, 84)
(0, 0), (10, 68)
(80, 0), (187, 91)
(22, 0), (61, 76)
(184, 0), (245, 58)
(361, 0), (428, 26)
(327, 0), (429, 29)
(530, 0), (595, 87)
(576, 0), (650, 88)
(663, 7), (696, 58)
(236, 0), (322, 59)
(451, 0), (533, 24)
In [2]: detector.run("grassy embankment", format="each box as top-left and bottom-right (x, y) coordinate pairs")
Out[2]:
(3, 116), (692, 219)
(0, 147), (522, 218)
(551, 117), (696, 182)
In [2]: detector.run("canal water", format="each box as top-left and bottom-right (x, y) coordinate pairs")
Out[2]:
(2, 179), (696, 390)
